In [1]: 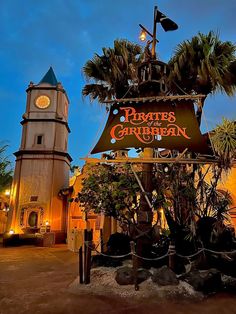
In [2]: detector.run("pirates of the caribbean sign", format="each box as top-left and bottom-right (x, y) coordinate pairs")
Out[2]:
(91, 100), (209, 154)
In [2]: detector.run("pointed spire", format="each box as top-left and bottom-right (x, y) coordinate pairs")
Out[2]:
(39, 67), (58, 86)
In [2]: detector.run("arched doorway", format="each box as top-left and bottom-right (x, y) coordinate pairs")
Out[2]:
(20, 207), (44, 233)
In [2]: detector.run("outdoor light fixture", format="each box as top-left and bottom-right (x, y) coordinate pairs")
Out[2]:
(139, 6), (178, 59)
(164, 166), (169, 173)
(9, 229), (14, 235)
(139, 29), (147, 41)
(4, 189), (10, 196)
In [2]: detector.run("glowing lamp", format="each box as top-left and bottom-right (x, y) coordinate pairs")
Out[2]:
(45, 221), (49, 226)
(164, 166), (169, 173)
(9, 229), (14, 235)
(139, 29), (147, 41)
(4, 189), (10, 196)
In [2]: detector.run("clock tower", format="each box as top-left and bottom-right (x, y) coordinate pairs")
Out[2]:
(8, 67), (72, 242)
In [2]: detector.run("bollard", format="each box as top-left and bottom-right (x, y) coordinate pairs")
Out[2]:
(79, 246), (84, 284)
(168, 241), (176, 271)
(84, 229), (93, 284)
(130, 241), (139, 291)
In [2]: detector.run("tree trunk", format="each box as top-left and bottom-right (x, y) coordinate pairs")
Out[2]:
(136, 148), (153, 263)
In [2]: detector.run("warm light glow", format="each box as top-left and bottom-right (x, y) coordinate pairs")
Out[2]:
(45, 221), (49, 226)
(4, 189), (10, 196)
(9, 229), (14, 235)
(164, 166), (169, 173)
(139, 30), (147, 41)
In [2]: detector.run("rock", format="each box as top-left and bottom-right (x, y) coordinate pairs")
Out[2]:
(222, 274), (236, 293)
(137, 269), (151, 284)
(182, 268), (222, 294)
(115, 266), (151, 285)
(152, 265), (179, 286)
(208, 254), (236, 277)
(115, 267), (134, 285)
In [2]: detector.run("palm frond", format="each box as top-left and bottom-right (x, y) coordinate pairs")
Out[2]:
(168, 30), (236, 97)
(211, 118), (236, 170)
(82, 84), (114, 103)
(82, 39), (142, 103)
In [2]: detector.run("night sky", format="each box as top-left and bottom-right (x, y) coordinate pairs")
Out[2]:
(1, 0), (236, 168)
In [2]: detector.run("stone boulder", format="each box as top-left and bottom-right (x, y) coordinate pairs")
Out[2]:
(208, 254), (236, 277)
(137, 268), (151, 284)
(115, 266), (151, 285)
(182, 268), (222, 294)
(152, 265), (179, 286)
(222, 274), (236, 293)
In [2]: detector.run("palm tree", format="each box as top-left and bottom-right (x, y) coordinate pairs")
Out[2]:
(168, 31), (236, 124)
(0, 145), (12, 193)
(82, 39), (142, 102)
(211, 118), (236, 171)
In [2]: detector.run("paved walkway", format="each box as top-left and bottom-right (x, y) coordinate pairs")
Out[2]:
(1, 245), (236, 314)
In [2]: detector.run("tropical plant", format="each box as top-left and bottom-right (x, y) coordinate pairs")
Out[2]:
(190, 119), (236, 249)
(168, 31), (236, 124)
(0, 145), (12, 193)
(82, 39), (142, 102)
(74, 163), (141, 237)
(152, 163), (198, 253)
(211, 118), (236, 170)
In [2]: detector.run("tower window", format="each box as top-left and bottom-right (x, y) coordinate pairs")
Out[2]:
(30, 196), (38, 202)
(37, 135), (43, 145)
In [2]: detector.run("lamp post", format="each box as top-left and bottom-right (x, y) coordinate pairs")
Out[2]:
(139, 6), (158, 60)
(139, 5), (178, 59)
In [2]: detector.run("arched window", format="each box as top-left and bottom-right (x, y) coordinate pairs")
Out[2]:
(28, 211), (38, 228)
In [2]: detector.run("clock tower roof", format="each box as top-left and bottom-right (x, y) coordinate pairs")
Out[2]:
(39, 67), (58, 86)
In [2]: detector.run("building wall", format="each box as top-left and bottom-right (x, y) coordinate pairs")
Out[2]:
(0, 211), (7, 234)
(67, 164), (119, 249)
(9, 153), (70, 234)
(217, 165), (236, 227)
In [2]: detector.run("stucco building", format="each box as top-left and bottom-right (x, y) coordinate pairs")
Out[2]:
(7, 68), (72, 242)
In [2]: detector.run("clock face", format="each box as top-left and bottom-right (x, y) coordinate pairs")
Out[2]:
(35, 95), (50, 109)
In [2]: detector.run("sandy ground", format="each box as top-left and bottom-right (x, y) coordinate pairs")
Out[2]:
(1, 245), (236, 314)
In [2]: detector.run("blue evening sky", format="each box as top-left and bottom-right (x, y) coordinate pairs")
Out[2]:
(0, 0), (236, 168)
